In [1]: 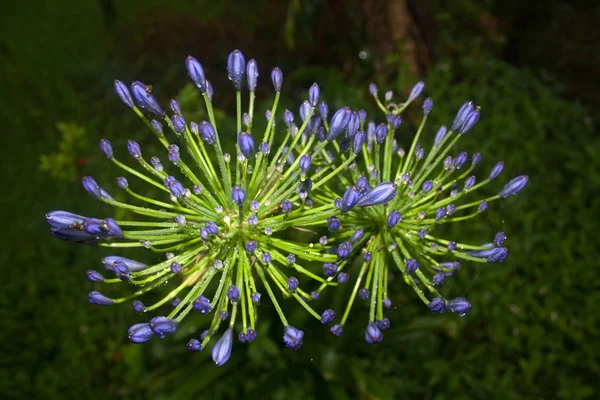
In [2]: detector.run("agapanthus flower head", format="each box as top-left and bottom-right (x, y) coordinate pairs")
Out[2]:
(46, 50), (365, 365)
(316, 80), (527, 340)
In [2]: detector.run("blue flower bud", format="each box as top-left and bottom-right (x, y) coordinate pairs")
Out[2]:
(193, 295), (212, 314)
(311, 291), (321, 300)
(434, 125), (447, 147)
(126, 140), (142, 159)
(283, 326), (304, 350)
(383, 298), (392, 308)
(376, 318), (391, 330)
(454, 152), (468, 169)
(227, 285), (241, 302)
(432, 273), (446, 286)
(459, 109), (480, 135)
(472, 153), (482, 166)
(308, 83), (320, 106)
(498, 175), (528, 198)
(283, 109), (294, 127)
(220, 311), (229, 321)
(150, 316), (178, 337)
(320, 309), (336, 324)
(327, 107), (352, 142)
(346, 112), (360, 138)
(337, 272), (350, 284)
(280, 199), (293, 213)
(464, 176), (476, 191)
(89, 291), (113, 305)
(448, 241), (457, 251)
(245, 328), (257, 342)
(103, 218), (122, 238)
(356, 176), (370, 196)
(237, 132), (255, 159)
(341, 186), (360, 213)
(167, 179), (185, 198)
(246, 59), (258, 92)
(318, 101), (328, 120)
(271, 67), (283, 91)
(422, 180), (433, 193)
(172, 115), (186, 134)
(187, 338), (203, 352)
(114, 80), (134, 108)
(232, 185), (246, 205)
(102, 256), (147, 272)
(299, 100), (311, 122)
(151, 119), (164, 134)
(245, 240), (257, 254)
(487, 247), (509, 263)
(212, 328), (233, 366)
(251, 292), (261, 303)
(168, 145), (180, 165)
(87, 270), (104, 282)
(186, 56), (207, 92)
(406, 258), (419, 274)
(418, 229), (427, 239)
(447, 297), (471, 315)
(170, 261), (182, 274)
(387, 210), (401, 228)
(358, 288), (370, 299)
(352, 130), (366, 154)
(351, 229), (364, 243)
(130, 81), (164, 116)
(365, 322), (383, 344)
(82, 176), (102, 198)
(83, 218), (103, 235)
(132, 300), (146, 313)
(299, 154), (312, 173)
(198, 121), (216, 145)
(334, 198), (342, 209)
(422, 97), (433, 115)
(250, 200), (260, 212)
(478, 200), (488, 212)
(337, 241), (352, 260)
(261, 252), (271, 264)
(206, 80), (213, 100)
(170, 98), (182, 114)
(428, 297), (446, 314)
(451, 101), (474, 132)
(46, 211), (85, 229)
(494, 232), (506, 247)
(115, 176), (128, 189)
(357, 182), (397, 207)
(435, 207), (447, 220)
(385, 91), (393, 102)
(150, 156), (163, 172)
(375, 123), (387, 144)
(327, 216), (341, 231)
(287, 276), (299, 292)
(227, 50), (246, 91)
(369, 83), (378, 95)
(98, 139), (114, 159)
(128, 323), (154, 343)
(323, 262), (338, 277)
(285, 254), (296, 265)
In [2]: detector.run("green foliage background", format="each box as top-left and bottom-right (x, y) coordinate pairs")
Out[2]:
(1, 0), (598, 399)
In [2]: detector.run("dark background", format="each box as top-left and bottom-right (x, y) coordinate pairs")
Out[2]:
(1, 0), (599, 399)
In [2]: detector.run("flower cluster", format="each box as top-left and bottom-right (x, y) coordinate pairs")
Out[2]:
(46, 48), (527, 364)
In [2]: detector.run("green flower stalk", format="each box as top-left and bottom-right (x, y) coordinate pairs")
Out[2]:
(314, 82), (528, 341)
(45, 50), (361, 365)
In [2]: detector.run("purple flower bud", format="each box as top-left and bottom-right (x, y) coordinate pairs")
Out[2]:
(245, 240), (257, 254)
(193, 295), (212, 314)
(337, 241), (352, 260)
(130, 81), (164, 116)
(357, 182), (397, 207)
(128, 323), (154, 343)
(88, 291), (113, 305)
(170, 99), (181, 114)
(212, 328), (233, 366)
(237, 132), (255, 159)
(464, 176), (476, 191)
(308, 83), (320, 106)
(87, 270), (104, 282)
(251, 292), (261, 303)
(259, 142), (270, 155)
(151, 119), (163, 134)
(168, 145), (180, 165)
(170, 261), (182, 274)
(472, 153), (482, 166)
(271, 67), (283, 91)
(219, 311), (229, 321)
(459, 109), (480, 135)
(406, 258), (419, 274)
(375, 123), (387, 144)
(453, 152), (467, 169)
(356, 176), (370, 196)
(369, 83), (378, 96)
(104, 218), (123, 238)
(435, 207), (447, 220)
(287, 276), (299, 292)
(46, 211), (85, 229)
(280, 199), (293, 213)
(359, 288), (370, 299)
(418, 229), (428, 239)
(227, 285), (241, 302)
(478, 200), (488, 212)
(327, 107), (352, 141)
(387, 210), (401, 228)
(422, 97), (433, 115)
(346, 112), (360, 138)
(248, 215), (258, 226)
(150, 316), (178, 337)
(246, 59), (258, 92)
(451, 101), (474, 132)
(341, 186), (360, 213)
(187, 338), (202, 352)
(327, 216), (341, 231)
(115, 176), (128, 189)
(448, 241), (457, 251)
(434, 126), (447, 147)
(232, 185), (246, 205)
(150, 156), (163, 172)
(82, 176), (101, 198)
(298, 154), (312, 174)
(498, 175), (528, 198)
(321, 309), (336, 324)
(167, 179), (185, 198)
(352, 130), (366, 154)
(198, 121), (216, 145)
(365, 322), (383, 344)
(428, 297), (446, 314)
(127, 140), (142, 159)
(337, 272), (350, 284)
(102, 256), (147, 272)
(227, 50), (246, 91)
(408, 82), (425, 102)
(114, 80), (134, 108)
(206, 80), (213, 100)
(261, 252), (272, 264)
(432, 273), (446, 286)
(172, 115), (186, 134)
(99, 139), (113, 159)
(447, 297), (471, 315)
(299, 100), (311, 122)
(383, 297), (392, 308)
(283, 109), (295, 127)
(323, 262), (338, 277)
(250, 200), (260, 212)
(186, 56), (207, 92)
(385, 91), (393, 102)
(283, 326), (304, 350)
(494, 232), (506, 247)
(446, 204), (456, 216)
(487, 247), (509, 263)
(376, 318), (391, 330)
(422, 180), (433, 193)
(318, 101), (328, 120)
